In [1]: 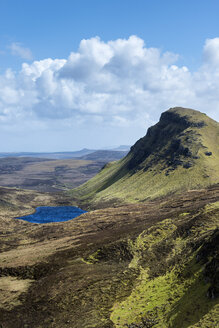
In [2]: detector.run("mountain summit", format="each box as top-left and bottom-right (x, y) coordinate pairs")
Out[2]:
(71, 107), (219, 207)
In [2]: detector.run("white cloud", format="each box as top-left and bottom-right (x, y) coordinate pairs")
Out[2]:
(0, 36), (219, 140)
(10, 42), (33, 60)
(203, 38), (219, 68)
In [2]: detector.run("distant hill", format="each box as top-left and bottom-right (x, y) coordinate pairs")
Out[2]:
(0, 147), (130, 160)
(111, 145), (131, 151)
(0, 149), (95, 159)
(78, 150), (128, 162)
(71, 107), (219, 207)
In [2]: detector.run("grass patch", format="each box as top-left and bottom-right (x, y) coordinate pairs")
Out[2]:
(110, 203), (219, 328)
(0, 276), (34, 310)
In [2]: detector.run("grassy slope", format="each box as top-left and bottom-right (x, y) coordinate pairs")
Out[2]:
(70, 108), (219, 207)
(110, 201), (219, 327)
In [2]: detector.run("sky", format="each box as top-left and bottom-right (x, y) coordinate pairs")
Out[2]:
(0, 0), (219, 152)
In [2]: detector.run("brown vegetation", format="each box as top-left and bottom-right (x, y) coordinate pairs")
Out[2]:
(0, 184), (218, 327)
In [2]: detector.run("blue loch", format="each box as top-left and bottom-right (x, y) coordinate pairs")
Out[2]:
(16, 206), (87, 224)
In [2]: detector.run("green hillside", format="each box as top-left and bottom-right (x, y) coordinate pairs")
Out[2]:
(70, 107), (219, 208)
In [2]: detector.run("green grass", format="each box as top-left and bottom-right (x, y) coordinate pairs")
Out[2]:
(111, 262), (217, 328)
(109, 203), (219, 328)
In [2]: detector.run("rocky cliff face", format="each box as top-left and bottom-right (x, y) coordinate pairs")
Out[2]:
(128, 108), (207, 173)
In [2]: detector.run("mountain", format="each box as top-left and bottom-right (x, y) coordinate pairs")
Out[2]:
(71, 107), (219, 207)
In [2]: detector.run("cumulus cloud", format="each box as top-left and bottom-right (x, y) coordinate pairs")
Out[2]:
(9, 42), (33, 60)
(0, 36), (219, 137)
(203, 38), (219, 67)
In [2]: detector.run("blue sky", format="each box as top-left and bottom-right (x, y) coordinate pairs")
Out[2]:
(1, 0), (219, 71)
(0, 0), (219, 151)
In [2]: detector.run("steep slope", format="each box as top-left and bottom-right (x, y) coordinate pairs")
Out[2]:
(71, 107), (219, 207)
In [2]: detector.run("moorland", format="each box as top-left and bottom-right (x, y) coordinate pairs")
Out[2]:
(0, 150), (127, 192)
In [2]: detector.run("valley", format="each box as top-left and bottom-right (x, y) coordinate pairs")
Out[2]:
(0, 185), (218, 327)
(0, 150), (127, 192)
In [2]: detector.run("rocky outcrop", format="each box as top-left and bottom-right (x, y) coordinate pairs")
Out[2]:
(127, 108), (206, 172)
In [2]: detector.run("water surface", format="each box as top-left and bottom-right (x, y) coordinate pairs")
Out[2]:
(16, 206), (87, 224)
